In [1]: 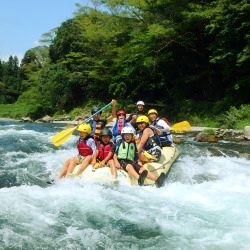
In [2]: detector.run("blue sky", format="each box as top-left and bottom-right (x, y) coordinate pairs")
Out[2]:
(0, 1), (92, 62)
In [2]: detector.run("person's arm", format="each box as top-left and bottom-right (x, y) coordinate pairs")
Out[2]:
(87, 139), (97, 155)
(100, 152), (114, 167)
(158, 119), (171, 132)
(113, 153), (121, 169)
(137, 128), (152, 153)
(126, 113), (134, 123)
(149, 119), (171, 134)
(106, 99), (117, 124)
(91, 149), (99, 165)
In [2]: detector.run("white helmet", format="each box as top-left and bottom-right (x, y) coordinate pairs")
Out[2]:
(121, 126), (134, 135)
(136, 101), (145, 106)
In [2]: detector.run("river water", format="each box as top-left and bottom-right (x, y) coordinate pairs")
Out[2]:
(0, 120), (250, 249)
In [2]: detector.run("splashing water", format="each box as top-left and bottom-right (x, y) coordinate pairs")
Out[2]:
(0, 120), (250, 249)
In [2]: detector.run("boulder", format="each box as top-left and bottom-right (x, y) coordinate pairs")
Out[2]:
(41, 115), (53, 123)
(195, 131), (219, 142)
(21, 117), (33, 122)
(243, 126), (250, 140)
(173, 137), (182, 144)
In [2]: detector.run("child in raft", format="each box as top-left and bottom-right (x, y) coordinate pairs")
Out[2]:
(56, 123), (96, 179)
(88, 128), (118, 183)
(113, 126), (165, 187)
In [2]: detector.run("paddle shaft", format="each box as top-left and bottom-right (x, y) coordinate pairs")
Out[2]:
(83, 102), (112, 122)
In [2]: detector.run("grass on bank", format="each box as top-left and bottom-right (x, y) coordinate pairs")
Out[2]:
(188, 104), (250, 130)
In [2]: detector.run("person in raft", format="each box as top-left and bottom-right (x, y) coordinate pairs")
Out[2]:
(57, 123), (96, 179)
(135, 115), (163, 162)
(87, 128), (118, 182)
(126, 100), (146, 129)
(147, 109), (173, 147)
(112, 109), (135, 144)
(88, 99), (117, 142)
(113, 126), (165, 187)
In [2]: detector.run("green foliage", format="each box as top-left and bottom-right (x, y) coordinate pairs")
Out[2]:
(0, 103), (37, 119)
(235, 118), (250, 130)
(203, 129), (216, 135)
(0, 0), (249, 126)
(216, 104), (250, 129)
(205, 0), (250, 104)
(0, 56), (21, 104)
(189, 115), (219, 128)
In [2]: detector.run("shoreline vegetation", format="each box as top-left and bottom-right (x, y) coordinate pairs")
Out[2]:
(1, 116), (249, 160)
(1, 103), (249, 130)
(1, 116), (248, 139)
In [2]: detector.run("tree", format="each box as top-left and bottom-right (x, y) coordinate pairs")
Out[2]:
(205, 0), (250, 105)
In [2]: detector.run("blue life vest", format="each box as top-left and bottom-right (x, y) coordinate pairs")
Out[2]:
(137, 127), (162, 161)
(112, 119), (134, 143)
(112, 119), (126, 137)
(152, 118), (172, 145)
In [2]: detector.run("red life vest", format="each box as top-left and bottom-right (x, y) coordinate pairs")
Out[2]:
(97, 142), (112, 161)
(77, 137), (93, 156)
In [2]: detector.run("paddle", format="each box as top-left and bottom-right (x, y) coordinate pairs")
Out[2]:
(170, 120), (191, 131)
(151, 120), (191, 135)
(51, 102), (112, 147)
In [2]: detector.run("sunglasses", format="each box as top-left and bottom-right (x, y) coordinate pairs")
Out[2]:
(117, 114), (125, 117)
(137, 122), (145, 125)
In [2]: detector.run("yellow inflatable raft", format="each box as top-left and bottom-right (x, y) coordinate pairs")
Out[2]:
(72, 144), (180, 186)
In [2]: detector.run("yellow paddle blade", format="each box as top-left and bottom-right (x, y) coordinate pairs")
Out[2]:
(51, 126), (77, 147)
(170, 121), (191, 131)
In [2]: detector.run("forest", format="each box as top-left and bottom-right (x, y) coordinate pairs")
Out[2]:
(0, 0), (249, 128)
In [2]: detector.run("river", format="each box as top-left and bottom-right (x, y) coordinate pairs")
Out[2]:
(0, 120), (250, 249)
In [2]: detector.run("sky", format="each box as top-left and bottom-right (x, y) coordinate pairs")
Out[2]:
(0, 0), (93, 62)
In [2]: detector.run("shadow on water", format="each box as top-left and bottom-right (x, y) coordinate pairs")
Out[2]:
(86, 212), (162, 239)
(0, 172), (20, 188)
(192, 173), (220, 184)
(0, 171), (49, 189)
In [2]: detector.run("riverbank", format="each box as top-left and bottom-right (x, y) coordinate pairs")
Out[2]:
(0, 117), (17, 121)
(1, 116), (248, 141)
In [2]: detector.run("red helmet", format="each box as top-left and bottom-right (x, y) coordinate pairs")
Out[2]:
(117, 110), (126, 117)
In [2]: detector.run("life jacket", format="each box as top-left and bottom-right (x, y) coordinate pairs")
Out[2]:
(137, 127), (162, 161)
(89, 119), (106, 141)
(97, 142), (113, 161)
(152, 118), (172, 144)
(77, 136), (93, 156)
(116, 141), (137, 162)
(112, 119), (126, 137)
(137, 127), (162, 150)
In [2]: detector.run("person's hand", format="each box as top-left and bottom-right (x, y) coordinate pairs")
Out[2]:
(131, 115), (136, 122)
(99, 161), (105, 167)
(111, 99), (117, 106)
(149, 125), (161, 135)
(137, 161), (143, 167)
(134, 135), (140, 144)
(94, 162), (100, 169)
